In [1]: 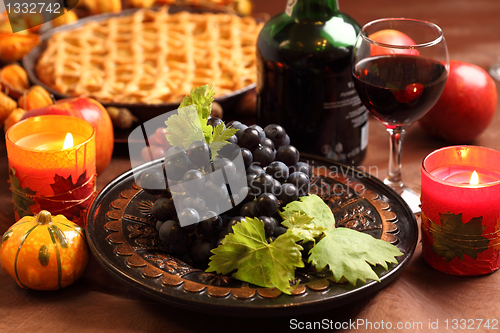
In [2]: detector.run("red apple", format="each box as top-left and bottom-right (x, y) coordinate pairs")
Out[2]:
(418, 60), (497, 143)
(369, 29), (419, 56)
(21, 97), (114, 174)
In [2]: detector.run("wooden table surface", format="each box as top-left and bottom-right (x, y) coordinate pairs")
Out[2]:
(1, 0), (500, 332)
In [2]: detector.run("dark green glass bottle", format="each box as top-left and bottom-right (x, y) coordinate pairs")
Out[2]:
(256, 0), (368, 165)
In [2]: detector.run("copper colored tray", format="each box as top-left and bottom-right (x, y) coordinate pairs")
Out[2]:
(85, 155), (418, 317)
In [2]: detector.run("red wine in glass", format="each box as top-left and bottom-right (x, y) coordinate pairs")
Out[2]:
(351, 18), (449, 213)
(353, 55), (447, 127)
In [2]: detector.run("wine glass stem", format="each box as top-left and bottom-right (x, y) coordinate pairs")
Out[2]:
(384, 126), (406, 192)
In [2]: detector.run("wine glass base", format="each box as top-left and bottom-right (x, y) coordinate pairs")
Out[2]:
(490, 63), (500, 81)
(384, 178), (404, 192)
(399, 187), (421, 215)
(383, 179), (421, 214)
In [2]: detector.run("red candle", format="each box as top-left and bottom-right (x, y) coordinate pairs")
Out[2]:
(5, 116), (96, 227)
(421, 146), (500, 275)
(431, 165), (500, 184)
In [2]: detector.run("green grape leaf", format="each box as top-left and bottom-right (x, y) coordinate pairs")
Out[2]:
(206, 217), (304, 294)
(429, 212), (489, 262)
(212, 122), (238, 143)
(280, 194), (335, 229)
(179, 84), (215, 145)
(309, 228), (403, 285)
(164, 105), (204, 150)
(9, 167), (37, 219)
(281, 212), (327, 243)
(202, 123), (214, 145)
(166, 84), (235, 149)
(179, 84), (215, 121)
(209, 123), (239, 157)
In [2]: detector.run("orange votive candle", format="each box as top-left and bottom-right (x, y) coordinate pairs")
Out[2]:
(5, 115), (96, 227)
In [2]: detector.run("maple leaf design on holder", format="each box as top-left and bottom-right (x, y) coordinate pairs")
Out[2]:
(429, 212), (489, 262)
(9, 167), (37, 219)
(36, 171), (95, 222)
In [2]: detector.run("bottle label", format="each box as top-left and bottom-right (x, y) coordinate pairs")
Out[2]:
(321, 81), (368, 163)
(360, 121), (369, 151)
(256, 53), (368, 165)
(285, 0), (297, 16)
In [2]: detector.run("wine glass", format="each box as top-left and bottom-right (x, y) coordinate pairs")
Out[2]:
(490, 60), (500, 81)
(352, 18), (449, 211)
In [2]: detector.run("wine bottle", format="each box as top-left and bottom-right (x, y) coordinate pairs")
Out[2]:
(256, 0), (368, 165)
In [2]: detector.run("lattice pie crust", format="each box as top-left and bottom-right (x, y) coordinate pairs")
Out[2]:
(36, 6), (263, 104)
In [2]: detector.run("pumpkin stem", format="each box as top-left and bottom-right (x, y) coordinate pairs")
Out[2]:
(36, 210), (52, 225)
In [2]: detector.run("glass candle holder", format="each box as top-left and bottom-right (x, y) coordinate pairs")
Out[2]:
(421, 145), (500, 275)
(6, 115), (96, 227)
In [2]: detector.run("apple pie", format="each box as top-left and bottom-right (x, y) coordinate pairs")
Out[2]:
(35, 6), (263, 104)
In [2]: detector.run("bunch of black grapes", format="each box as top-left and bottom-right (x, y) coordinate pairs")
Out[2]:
(139, 119), (312, 269)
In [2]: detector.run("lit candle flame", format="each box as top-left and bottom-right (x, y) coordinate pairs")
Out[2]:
(470, 170), (479, 185)
(62, 133), (73, 149)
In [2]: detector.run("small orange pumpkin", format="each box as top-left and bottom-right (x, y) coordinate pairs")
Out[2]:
(0, 210), (89, 290)
(17, 85), (53, 111)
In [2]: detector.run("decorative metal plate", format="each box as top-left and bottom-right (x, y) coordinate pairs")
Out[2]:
(85, 156), (418, 317)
